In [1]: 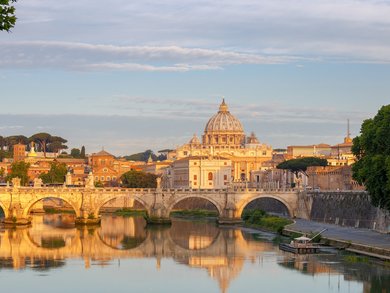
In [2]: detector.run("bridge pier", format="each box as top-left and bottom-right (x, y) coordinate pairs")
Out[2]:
(146, 191), (172, 225)
(3, 204), (32, 226)
(146, 207), (172, 225)
(217, 207), (243, 225)
(75, 208), (101, 226)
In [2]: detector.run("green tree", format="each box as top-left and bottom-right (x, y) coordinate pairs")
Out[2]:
(0, 167), (5, 182)
(39, 162), (67, 184)
(121, 170), (157, 188)
(70, 148), (81, 158)
(277, 157), (328, 177)
(352, 105), (390, 211)
(6, 161), (30, 186)
(80, 146), (86, 158)
(29, 133), (68, 157)
(0, 0), (17, 32)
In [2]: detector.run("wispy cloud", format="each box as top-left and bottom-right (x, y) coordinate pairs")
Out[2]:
(0, 41), (297, 72)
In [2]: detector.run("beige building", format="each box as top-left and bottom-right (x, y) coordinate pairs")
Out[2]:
(286, 143), (331, 159)
(166, 156), (231, 189)
(168, 99), (272, 182)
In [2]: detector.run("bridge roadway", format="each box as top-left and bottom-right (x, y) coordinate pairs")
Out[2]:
(0, 185), (303, 225)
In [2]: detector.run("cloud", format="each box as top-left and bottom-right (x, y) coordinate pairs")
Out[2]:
(6, 0), (390, 64)
(0, 41), (298, 72)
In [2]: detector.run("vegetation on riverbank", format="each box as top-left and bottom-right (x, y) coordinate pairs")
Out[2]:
(113, 208), (147, 217)
(44, 207), (75, 214)
(242, 209), (293, 233)
(170, 209), (218, 218)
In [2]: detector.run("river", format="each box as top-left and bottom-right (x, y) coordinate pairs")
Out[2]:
(0, 214), (389, 293)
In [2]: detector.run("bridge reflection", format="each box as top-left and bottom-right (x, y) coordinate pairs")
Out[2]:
(0, 215), (273, 292)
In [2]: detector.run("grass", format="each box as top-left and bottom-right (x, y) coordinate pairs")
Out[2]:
(114, 208), (147, 217)
(242, 209), (293, 234)
(344, 254), (370, 264)
(44, 207), (75, 214)
(170, 209), (218, 218)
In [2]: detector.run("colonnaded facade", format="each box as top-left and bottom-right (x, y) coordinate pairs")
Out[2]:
(165, 99), (272, 188)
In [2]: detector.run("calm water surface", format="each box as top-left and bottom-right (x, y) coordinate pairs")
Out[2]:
(0, 214), (389, 293)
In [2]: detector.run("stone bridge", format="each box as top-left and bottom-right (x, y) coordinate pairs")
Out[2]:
(0, 185), (304, 225)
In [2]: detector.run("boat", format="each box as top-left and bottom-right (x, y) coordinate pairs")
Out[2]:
(279, 229), (327, 254)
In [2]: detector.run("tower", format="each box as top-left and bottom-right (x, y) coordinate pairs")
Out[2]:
(13, 143), (26, 162)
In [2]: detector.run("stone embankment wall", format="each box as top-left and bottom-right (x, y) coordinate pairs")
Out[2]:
(302, 191), (390, 233)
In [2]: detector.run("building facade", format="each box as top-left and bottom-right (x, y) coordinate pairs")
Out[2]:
(168, 99), (273, 184)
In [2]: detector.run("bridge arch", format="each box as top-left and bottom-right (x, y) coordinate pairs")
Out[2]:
(22, 195), (81, 218)
(235, 194), (294, 218)
(0, 201), (9, 218)
(166, 194), (223, 217)
(93, 193), (151, 217)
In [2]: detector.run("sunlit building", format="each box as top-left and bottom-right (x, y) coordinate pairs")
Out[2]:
(167, 99), (272, 187)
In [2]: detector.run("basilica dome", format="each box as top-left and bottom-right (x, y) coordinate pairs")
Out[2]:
(202, 99), (246, 147)
(204, 99), (244, 133)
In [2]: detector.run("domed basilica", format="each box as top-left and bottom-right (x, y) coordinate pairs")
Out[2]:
(168, 99), (272, 183)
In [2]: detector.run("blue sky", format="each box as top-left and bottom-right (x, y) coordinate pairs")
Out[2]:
(0, 0), (389, 155)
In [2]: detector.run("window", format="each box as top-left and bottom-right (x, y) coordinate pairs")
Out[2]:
(224, 175), (227, 180)
(101, 176), (105, 181)
(224, 162), (227, 165)
(113, 176), (117, 181)
(208, 172), (213, 180)
(193, 175), (197, 180)
(194, 162), (197, 165)
(262, 151), (267, 156)
(194, 182), (197, 186)
(184, 151), (188, 156)
(95, 176), (99, 181)
(107, 176), (111, 181)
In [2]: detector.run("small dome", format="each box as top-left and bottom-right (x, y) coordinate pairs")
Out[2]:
(246, 132), (260, 144)
(189, 134), (201, 145)
(204, 99), (244, 133)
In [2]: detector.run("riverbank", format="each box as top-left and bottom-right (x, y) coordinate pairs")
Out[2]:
(284, 219), (390, 260)
(242, 210), (293, 233)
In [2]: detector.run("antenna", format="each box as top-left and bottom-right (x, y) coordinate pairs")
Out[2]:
(347, 119), (351, 138)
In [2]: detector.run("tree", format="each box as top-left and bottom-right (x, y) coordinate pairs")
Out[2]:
(0, 167), (5, 182)
(39, 162), (67, 184)
(277, 157), (328, 177)
(6, 161), (30, 186)
(0, 0), (17, 32)
(80, 146), (86, 158)
(29, 133), (68, 157)
(70, 148), (81, 158)
(121, 170), (157, 188)
(352, 105), (390, 211)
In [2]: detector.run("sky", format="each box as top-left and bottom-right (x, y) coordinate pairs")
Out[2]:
(0, 0), (389, 155)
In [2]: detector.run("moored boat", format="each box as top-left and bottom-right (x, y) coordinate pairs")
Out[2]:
(279, 229), (327, 254)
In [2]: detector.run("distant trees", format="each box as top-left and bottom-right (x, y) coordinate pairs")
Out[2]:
(352, 105), (390, 211)
(121, 170), (157, 188)
(277, 157), (328, 177)
(123, 149), (167, 162)
(0, 0), (17, 32)
(39, 162), (67, 184)
(0, 133), (68, 157)
(6, 161), (30, 186)
(70, 146), (86, 158)
(29, 133), (68, 157)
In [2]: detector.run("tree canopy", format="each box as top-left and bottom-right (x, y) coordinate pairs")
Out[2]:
(6, 161), (30, 186)
(352, 105), (390, 211)
(277, 157), (328, 177)
(39, 162), (67, 184)
(123, 149), (167, 162)
(121, 170), (157, 188)
(0, 0), (17, 32)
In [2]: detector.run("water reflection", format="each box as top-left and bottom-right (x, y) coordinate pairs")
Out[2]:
(0, 214), (389, 293)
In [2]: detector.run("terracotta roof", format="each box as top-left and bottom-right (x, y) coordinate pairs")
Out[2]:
(93, 150), (114, 157)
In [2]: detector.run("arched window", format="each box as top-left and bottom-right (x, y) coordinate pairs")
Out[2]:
(208, 172), (213, 181)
